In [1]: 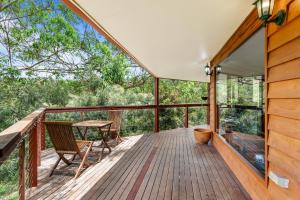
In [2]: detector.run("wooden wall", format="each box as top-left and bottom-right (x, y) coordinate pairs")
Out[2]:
(266, 0), (300, 199)
(211, 0), (300, 199)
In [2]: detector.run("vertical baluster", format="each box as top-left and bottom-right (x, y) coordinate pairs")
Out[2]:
(40, 113), (46, 150)
(29, 124), (38, 187)
(37, 114), (43, 166)
(19, 139), (25, 200)
(216, 105), (220, 131)
(207, 83), (210, 125)
(154, 78), (160, 132)
(80, 112), (85, 121)
(185, 106), (189, 128)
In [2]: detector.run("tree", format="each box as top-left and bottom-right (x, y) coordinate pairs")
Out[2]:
(0, 0), (149, 88)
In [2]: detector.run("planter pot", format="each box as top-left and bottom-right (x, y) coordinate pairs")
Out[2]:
(193, 128), (212, 144)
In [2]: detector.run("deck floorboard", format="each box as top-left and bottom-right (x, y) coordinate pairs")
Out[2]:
(28, 128), (251, 200)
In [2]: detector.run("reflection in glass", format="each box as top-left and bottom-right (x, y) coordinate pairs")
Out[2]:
(217, 74), (265, 175)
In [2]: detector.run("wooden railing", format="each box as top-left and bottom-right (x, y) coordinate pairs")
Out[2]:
(0, 108), (45, 200)
(0, 103), (208, 200)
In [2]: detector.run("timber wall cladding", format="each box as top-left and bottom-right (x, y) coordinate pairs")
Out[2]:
(266, 0), (300, 199)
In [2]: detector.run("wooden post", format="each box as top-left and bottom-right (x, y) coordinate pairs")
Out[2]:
(80, 112), (85, 121)
(40, 113), (46, 150)
(19, 139), (25, 200)
(29, 125), (38, 188)
(154, 78), (159, 133)
(37, 114), (44, 166)
(216, 105), (219, 131)
(185, 106), (189, 128)
(207, 82), (210, 125)
(210, 67), (217, 132)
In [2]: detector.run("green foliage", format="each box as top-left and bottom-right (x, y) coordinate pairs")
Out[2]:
(160, 79), (208, 104)
(0, 150), (18, 200)
(159, 79), (208, 130)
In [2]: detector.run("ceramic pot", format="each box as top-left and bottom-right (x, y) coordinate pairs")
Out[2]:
(193, 128), (212, 144)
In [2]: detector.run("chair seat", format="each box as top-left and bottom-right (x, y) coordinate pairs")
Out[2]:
(101, 128), (118, 132)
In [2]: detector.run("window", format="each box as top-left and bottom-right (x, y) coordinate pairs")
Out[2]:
(216, 28), (265, 176)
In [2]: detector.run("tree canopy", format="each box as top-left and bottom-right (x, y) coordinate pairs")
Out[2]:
(0, 0), (150, 88)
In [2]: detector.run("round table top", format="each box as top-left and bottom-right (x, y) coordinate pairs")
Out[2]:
(72, 120), (113, 128)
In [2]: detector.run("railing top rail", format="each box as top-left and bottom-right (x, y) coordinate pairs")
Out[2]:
(0, 108), (45, 163)
(159, 103), (208, 108)
(45, 103), (209, 113)
(0, 103), (209, 163)
(45, 105), (155, 113)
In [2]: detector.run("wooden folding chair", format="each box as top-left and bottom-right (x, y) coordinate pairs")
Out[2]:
(44, 121), (93, 178)
(102, 110), (123, 144)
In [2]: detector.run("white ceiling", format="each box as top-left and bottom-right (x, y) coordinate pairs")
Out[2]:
(68, 0), (254, 82)
(220, 28), (265, 77)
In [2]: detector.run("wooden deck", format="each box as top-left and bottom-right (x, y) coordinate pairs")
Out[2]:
(28, 128), (250, 200)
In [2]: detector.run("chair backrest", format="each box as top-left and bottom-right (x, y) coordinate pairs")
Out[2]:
(108, 110), (123, 131)
(44, 121), (79, 153)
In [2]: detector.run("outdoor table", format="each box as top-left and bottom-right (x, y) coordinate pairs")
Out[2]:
(72, 120), (113, 157)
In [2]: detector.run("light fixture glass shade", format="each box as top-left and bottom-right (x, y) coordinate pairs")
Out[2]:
(256, 0), (262, 18)
(254, 0), (275, 20)
(216, 65), (222, 74)
(269, 0), (275, 15)
(204, 64), (211, 75)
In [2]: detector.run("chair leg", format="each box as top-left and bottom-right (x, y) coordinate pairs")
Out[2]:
(103, 138), (112, 152)
(59, 154), (72, 165)
(75, 143), (93, 179)
(71, 154), (76, 161)
(49, 157), (61, 177)
(116, 134), (123, 144)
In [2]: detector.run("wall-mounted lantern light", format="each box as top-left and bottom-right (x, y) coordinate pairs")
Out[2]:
(216, 65), (222, 74)
(205, 64), (212, 76)
(205, 64), (222, 76)
(253, 0), (286, 26)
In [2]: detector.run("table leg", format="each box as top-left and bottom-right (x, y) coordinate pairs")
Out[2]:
(83, 127), (88, 140)
(76, 127), (84, 140)
(100, 126), (112, 153)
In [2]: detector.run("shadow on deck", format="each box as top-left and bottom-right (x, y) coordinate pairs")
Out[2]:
(28, 128), (251, 200)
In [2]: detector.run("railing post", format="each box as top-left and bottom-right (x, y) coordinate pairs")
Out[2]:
(29, 124), (38, 188)
(37, 113), (44, 166)
(40, 113), (46, 150)
(216, 105), (220, 131)
(19, 139), (25, 200)
(154, 77), (159, 132)
(80, 112), (85, 121)
(207, 82), (210, 125)
(185, 106), (189, 128)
